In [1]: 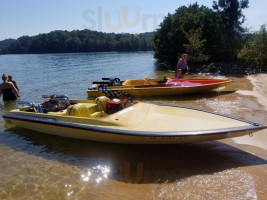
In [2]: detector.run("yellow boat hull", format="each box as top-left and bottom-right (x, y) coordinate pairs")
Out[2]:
(3, 118), (258, 144)
(87, 79), (233, 98)
(3, 101), (265, 144)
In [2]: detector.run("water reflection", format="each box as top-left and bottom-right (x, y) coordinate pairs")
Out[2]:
(0, 100), (18, 128)
(1, 100), (17, 113)
(81, 165), (110, 184)
(1, 128), (265, 200)
(2, 128), (266, 186)
(149, 169), (258, 200)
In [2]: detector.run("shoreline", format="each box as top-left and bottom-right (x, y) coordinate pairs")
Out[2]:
(229, 74), (267, 151)
(236, 74), (267, 111)
(156, 61), (266, 76)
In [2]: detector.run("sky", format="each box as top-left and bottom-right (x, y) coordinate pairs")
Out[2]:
(0, 0), (266, 40)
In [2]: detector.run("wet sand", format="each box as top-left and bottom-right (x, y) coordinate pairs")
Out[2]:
(0, 74), (266, 200)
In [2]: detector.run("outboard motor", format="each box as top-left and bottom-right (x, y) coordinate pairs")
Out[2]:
(101, 78), (121, 86)
(163, 75), (168, 83)
(110, 78), (121, 86)
(41, 95), (70, 113)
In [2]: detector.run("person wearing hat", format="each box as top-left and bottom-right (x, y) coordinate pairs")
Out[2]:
(8, 74), (19, 92)
(176, 54), (189, 79)
(0, 74), (20, 101)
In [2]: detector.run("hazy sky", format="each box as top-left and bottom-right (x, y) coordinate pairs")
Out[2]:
(0, 0), (266, 40)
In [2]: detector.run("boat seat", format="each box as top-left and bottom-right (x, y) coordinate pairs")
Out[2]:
(143, 77), (159, 85)
(95, 96), (110, 112)
(122, 79), (146, 86)
(122, 80), (131, 86)
(88, 104), (98, 114)
(67, 104), (99, 118)
(122, 78), (159, 86)
(90, 112), (103, 118)
(66, 103), (108, 118)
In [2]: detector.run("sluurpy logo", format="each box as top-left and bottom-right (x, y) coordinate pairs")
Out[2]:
(82, 6), (164, 33)
(119, 161), (144, 183)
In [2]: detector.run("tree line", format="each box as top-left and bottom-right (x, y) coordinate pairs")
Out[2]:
(0, 30), (153, 54)
(152, 0), (267, 72)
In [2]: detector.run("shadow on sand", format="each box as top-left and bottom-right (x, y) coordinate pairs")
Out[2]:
(1, 127), (266, 184)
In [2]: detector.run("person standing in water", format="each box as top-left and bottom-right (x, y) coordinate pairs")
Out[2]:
(8, 74), (20, 92)
(176, 54), (189, 79)
(0, 74), (20, 101)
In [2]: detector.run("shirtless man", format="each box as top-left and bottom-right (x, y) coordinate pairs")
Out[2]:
(0, 74), (19, 101)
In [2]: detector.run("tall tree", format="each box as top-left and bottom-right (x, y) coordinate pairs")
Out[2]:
(238, 25), (267, 72)
(152, 3), (219, 66)
(183, 28), (209, 63)
(152, 13), (174, 64)
(213, 0), (249, 61)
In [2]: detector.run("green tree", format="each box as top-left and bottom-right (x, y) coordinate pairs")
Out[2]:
(183, 28), (209, 63)
(213, 0), (249, 61)
(152, 13), (174, 63)
(152, 3), (219, 67)
(238, 25), (267, 72)
(3, 30), (153, 54)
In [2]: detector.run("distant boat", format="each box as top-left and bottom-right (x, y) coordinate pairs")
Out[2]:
(3, 97), (265, 144)
(87, 77), (233, 98)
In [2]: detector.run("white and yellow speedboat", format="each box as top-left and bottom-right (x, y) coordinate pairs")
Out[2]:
(3, 96), (265, 144)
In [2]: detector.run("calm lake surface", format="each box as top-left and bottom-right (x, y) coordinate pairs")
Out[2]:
(0, 52), (267, 200)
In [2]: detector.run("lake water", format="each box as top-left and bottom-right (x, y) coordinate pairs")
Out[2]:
(0, 52), (267, 200)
